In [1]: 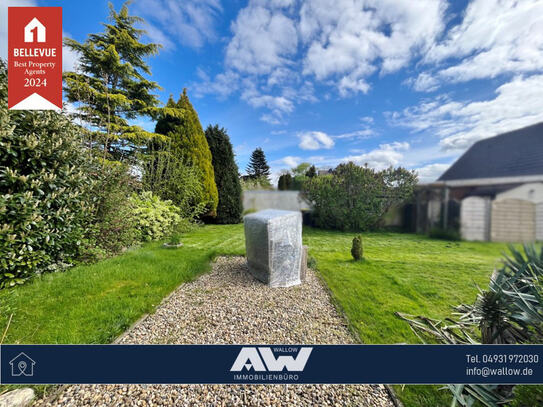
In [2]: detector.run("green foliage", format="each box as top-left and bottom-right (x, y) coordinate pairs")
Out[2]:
(246, 147), (270, 180)
(141, 140), (207, 222)
(429, 227), (461, 241)
(302, 162), (418, 231)
(397, 245), (543, 406)
(86, 161), (139, 256)
(63, 1), (163, 161)
(351, 235), (363, 260)
(240, 176), (273, 191)
(277, 173), (292, 190)
(205, 125), (242, 224)
(154, 90), (218, 215)
(0, 62), (94, 287)
(129, 191), (181, 242)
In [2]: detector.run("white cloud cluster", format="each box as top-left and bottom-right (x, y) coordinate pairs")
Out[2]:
(226, 3), (298, 75)
(390, 74), (543, 150)
(412, 0), (543, 91)
(342, 141), (409, 170)
(298, 131), (335, 150)
(300, 0), (445, 90)
(199, 0), (446, 122)
(135, 0), (222, 49)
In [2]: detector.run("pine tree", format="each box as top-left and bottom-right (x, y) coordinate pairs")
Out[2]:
(205, 125), (242, 224)
(155, 90), (218, 215)
(246, 148), (271, 180)
(63, 2), (162, 162)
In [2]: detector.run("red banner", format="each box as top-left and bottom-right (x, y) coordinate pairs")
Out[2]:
(8, 7), (62, 110)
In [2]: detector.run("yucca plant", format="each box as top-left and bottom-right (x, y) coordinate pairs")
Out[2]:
(396, 245), (543, 407)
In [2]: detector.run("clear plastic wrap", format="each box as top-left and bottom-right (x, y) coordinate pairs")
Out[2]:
(244, 209), (302, 287)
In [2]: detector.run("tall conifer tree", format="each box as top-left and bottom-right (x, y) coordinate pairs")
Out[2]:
(246, 147), (271, 180)
(155, 90), (218, 215)
(205, 125), (242, 224)
(63, 2), (163, 161)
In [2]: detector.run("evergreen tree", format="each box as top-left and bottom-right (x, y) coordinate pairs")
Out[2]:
(277, 173), (292, 190)
(154, 90), (218, 215)
(306, 165), (317, 178)
(63, 2), (162, 162)
(205, 125), (242, 224)
(246, 147), (271, 180)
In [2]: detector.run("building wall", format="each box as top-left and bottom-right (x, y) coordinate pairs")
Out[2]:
(491, 199), (535, 242)
(460, 197), (491, 241)
(243, 190), (311, 213)
(495, 182), (543, 203)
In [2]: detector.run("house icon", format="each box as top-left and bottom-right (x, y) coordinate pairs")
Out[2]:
(9, 352), (36, 376)
(24, 17), (46, 43)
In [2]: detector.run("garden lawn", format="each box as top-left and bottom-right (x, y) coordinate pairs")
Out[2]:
(303, 227), (542, 406)
(1, 225), (540, 405)
(0, 225), (244, 344)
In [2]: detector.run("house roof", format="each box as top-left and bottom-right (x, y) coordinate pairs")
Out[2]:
(438, 122), (543, 181)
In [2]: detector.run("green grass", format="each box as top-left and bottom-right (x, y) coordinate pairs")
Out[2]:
(302, 227), (541, 406)
(1, 224), (540, 405)
(0, 225), (244, 344)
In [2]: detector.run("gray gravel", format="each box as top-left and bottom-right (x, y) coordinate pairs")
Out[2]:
(35, 256), (394, 407)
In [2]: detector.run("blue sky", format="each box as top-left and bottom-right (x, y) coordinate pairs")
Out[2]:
(2, 0), (543, 183)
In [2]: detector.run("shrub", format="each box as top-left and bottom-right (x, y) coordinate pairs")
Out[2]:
(86, 161), (139, 255)
(351, 235), (363, 260)
(130, 191), (181, 242)
(205, 125), (242, 224)
(277, 173), (292, 190)
(0, 63), (94, 287)
(154, 90), (218, 215)
(141, 145), (207, 222)
(302, 162), (417, 231)
(240, 176), (273, 191)
(428, 227), (461, 241)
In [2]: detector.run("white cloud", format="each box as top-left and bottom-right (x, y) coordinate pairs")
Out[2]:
(279, 155), (302, 168)
(301, 0), (446, 92)
(226, 2), (298, 75)
(135, 0), (222, 49)
(298, 131), (335, 150)
(342, 141), (410, 170)
(334, 129), (375, 140)
(193, 69), (239, 98)
(62, 32), (80, 72)
(390, 74), (543, 151)
(410, 0), (543, 90)
(415, 163), (450, 183)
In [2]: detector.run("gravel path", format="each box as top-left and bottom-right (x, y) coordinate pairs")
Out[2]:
(35, 256), (394, 407)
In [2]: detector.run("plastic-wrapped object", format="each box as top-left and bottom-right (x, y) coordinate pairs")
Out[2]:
(244, 209), (302, 287)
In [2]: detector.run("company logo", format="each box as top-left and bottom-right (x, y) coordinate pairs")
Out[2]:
(231, 347), (312, 372)
(24, 17), (46, 43)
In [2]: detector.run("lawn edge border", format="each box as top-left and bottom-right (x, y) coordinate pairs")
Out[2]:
(311, 264), (404, 407)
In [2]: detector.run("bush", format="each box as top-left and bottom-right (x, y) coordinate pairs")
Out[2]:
(302, 162), (417, 231)
(0, 62), (95, 287)
(429, 227), (461, 241)
(86, 161), (139, 255)
(130, 191), (181, 242)
(351, 235), (363, 260)
(240, 176), (272, 191)
(205, 125), (242, 224)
